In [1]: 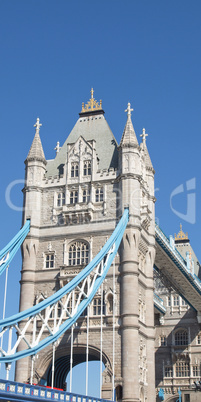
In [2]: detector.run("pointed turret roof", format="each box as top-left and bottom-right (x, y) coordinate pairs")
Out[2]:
(120, 103), (139, 147)
(26, 118), (46, 164)
(140, 128), (154, 170)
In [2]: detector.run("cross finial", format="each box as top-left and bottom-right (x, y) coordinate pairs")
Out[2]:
(34, 117), (42, 134)
(140, 128), (148, 144)
(91, 88), (94, 99)
(125, 102), (133, 118)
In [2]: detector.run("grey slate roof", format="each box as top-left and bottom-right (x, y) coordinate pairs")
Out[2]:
(26, 132), (46, 163)
(46, 113), (118, 177)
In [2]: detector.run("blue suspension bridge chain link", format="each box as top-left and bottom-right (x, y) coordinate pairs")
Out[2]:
(0, 220), (30, 276)
(0, 209), (129, 364)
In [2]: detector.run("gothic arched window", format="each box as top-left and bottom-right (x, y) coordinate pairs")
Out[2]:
(68, 241), (89, 266)
(71, 163), (79, 178)
(95, 187), (103, 202)
(83, 160), (91, 176)
(175, 329), (188, 346)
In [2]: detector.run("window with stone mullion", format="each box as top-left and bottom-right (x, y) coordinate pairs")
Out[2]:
(83, 188), (90, 203)
(45, 254), (54, 269)
(164, 366), (172, 378)
(175, 361), (190, 377)
(57, 192), (65, 207)
(68, 242), (89, 266)
(95, 187), (104, 202)
(83, 160), (91, 176)
(70, 190), (78, 204)
(71, 163), (79, 178)
(93, 298), (105, 316)
(175, 330), (188, 346)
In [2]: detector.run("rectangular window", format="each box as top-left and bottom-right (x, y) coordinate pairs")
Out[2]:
(95, 187), (104, 202)
(164, 366), (172, 378)
(175, 361), (190, 377)
(70, 190), (78, 204)
(173, 296), (179, 306)
(82, 188), (90, 203)
(160, 336), (167, 346)
(167, 295), (171, 307)
(193, 365), (200, 377)
(197, 334), (201, 345)
(181, 298), (187, 306)
(57, 192), (65, 207)
(93, 298), (105, 316)
(45, 254), (54, 269)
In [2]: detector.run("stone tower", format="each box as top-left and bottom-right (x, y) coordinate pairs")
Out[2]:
(16, 91), (156, 402)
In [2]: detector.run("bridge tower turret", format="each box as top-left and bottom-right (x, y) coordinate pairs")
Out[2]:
(15, 118), (47, 382)
(119, 105), (155, 401)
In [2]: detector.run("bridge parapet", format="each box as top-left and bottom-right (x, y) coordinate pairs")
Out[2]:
(0, 379), (112, 402)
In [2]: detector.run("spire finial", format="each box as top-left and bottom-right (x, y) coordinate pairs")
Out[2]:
(140, 128), (148, 145)
(34, 118), (42, 135)
(125, 102), (133, 118)
(81, 89), (102, 113)
(174, 224), (188, 241)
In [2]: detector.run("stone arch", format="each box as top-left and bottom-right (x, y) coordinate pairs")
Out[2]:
(115, 384), (122, 401)
(165, 396), (178, 402)
(37, 344), (112, 390)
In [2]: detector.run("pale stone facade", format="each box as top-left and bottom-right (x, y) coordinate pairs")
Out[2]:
(16, 93), (201, 401)
(15, 93), (155, 402)
(154, 232), (201, 402)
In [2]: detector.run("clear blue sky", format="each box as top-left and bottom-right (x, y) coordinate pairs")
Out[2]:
(0, 0), (201, 393)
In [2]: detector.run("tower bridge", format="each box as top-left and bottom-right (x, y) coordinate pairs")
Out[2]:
(0, 91), (200, 402)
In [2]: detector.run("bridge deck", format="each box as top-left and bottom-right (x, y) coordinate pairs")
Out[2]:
(0, 379), (112, 402)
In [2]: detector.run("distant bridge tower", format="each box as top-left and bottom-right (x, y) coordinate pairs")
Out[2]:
(16, 91), (156, 402)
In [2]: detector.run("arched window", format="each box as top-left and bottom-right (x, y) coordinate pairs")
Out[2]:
(95, 187), (103, 202)
(68, 241), (89, 266)
(57, 192), (65, 207)
(115, 385), (122, 401)
(83, 160), (91, 176)
(71, 163), (79, 178)
(175, 329), (188, 346)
